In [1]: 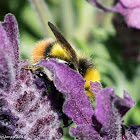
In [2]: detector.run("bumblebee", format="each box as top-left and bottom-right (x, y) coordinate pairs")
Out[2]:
(31, 22), (100, 100)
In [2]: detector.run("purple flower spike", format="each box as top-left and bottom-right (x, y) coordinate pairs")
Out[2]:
(0, 14), (19, 91)
(87, 0), (140, 29)
(0, 14), (62, 139)
(40, 59), (94, 125)
(115, 0), (140, 29)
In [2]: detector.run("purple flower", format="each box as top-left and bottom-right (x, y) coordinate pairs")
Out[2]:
(40, 59), (94, 125)
(115, 0), (140, 29)
(87, 0), (140, 29)
(40, 58), (140, 140)
(0, 14), (62, 139)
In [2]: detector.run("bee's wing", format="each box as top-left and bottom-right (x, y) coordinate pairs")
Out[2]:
(48, 22), (78, 70)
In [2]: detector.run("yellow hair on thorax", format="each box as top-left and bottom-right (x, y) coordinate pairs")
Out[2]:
(50, 43), (70, 61)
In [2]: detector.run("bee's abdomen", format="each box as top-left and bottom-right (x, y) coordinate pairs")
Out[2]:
(78, 58), (100, 86)
(78, 58), (93, 77)
(78, 58), (100, 100)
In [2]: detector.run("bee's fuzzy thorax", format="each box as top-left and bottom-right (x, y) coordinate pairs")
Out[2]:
(50, 43), (71, 61)
(31, 39), (54, 63)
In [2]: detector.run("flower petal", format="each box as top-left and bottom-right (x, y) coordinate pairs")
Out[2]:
(1, 14), (20, 77)
(115, 3), (140, 29)
(90, 81), (102, 96)
(70, 125), (101, 140)
(39, 59), (94, 125)
(0, 23), (15, 91)
(120, 0), (140, 8)
(94, 88), (135, 139)
(128, 125), (140, 139)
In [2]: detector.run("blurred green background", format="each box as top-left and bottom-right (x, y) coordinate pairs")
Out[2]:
(0, 0), (140, 139)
